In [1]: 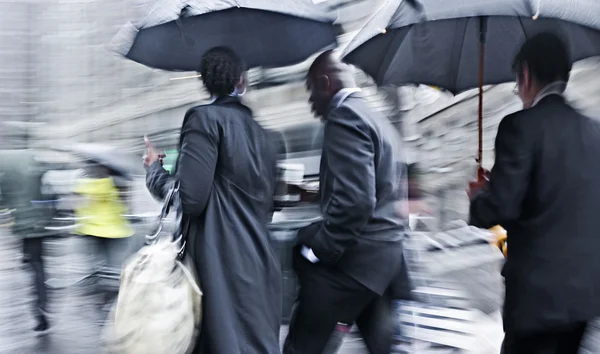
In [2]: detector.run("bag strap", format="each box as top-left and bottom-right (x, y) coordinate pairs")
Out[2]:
(159, 180), (180, 218)
(145, 180), (185, 257)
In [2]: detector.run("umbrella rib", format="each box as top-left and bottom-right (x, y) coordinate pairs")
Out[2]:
(451, 20), (470, 93)
(517, 16), (529, 41)
(376, 30), (402, 84)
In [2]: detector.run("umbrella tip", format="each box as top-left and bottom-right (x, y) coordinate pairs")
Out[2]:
(532, 0), (541, 20)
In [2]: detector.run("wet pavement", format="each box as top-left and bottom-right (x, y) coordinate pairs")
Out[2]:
(0, 227), (501, 354)
(0, 231), (108, 354)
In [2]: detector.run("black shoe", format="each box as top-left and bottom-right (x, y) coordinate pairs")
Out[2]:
(34, 315), (49, 332)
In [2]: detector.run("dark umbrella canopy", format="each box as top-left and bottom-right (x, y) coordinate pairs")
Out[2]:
(342, 0), (600, 93)
(109, 0), (339, 71)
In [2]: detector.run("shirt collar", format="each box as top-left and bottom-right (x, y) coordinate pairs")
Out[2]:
(532, 81), (567, 107)
(331, 88), (361, 109)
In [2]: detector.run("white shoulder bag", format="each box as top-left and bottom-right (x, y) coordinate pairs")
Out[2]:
(103, 181), (202, 354)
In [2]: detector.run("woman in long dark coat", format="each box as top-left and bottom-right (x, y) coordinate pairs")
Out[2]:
(143, 47), (282, 354)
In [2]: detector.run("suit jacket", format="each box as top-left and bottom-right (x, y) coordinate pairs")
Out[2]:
(302, 93), (407, 295)
(470, 95), (600, 334)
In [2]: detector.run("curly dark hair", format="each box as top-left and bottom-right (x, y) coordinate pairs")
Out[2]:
(199, 47), (246, 97)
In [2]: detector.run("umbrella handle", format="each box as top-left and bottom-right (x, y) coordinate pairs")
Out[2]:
(476, 165), (489, 183)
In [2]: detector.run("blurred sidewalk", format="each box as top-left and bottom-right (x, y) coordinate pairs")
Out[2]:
(0, 231), (503, 354)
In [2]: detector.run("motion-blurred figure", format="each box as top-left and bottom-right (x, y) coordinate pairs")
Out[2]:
(73, 163), (134, 315)
(0, 150), (57, 332)
(406, 163), (431, 230)
(469, 33), (600, 353)
(283, 51), (408, 354)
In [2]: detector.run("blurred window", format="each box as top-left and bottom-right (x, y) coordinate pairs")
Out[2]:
(279, 123), (323, 154)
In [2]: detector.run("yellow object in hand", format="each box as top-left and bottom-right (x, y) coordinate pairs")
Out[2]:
(489, 225), (508, 257)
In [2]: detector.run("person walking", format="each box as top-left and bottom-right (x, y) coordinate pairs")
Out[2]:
(73, 163), (134, 316)
(144, 46), (282, 354)
(283, 50), (408, 354)
(0, 150), (57, 332)
(469, 32), (600, 354)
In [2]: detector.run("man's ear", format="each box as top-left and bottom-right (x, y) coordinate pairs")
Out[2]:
(521, 64), (531, 89)
(316, 74), (330, 92)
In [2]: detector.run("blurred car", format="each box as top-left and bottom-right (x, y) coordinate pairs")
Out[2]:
(276, 121), (323, 180)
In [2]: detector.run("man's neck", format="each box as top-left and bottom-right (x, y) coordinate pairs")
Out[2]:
(531, 80), (566, 107)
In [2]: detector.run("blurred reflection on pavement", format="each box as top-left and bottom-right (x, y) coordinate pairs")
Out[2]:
(0, 232), (144, 354)
(0, 226), (499, 354)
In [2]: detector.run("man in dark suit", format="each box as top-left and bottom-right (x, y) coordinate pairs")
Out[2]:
(469, 32), (600, 353)
(283, 51), (407, 354)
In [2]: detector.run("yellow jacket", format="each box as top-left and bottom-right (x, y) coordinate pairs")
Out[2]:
(74, 177), (134, 238)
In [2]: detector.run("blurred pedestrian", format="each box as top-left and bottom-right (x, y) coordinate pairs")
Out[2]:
(73, 163), (134, 315)
(283, 50), (408, 354)
(469, 32), (600, 353)
(405, 163), (431, 229)
(144, 46), (281, 354)
(0, 150), (57, 332)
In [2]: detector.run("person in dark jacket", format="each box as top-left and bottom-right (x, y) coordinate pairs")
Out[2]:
(283, 50), (407, 354)
(144, 47), (281, 354)
(0, 150), (57, 332)
(469, 32), (600, 353)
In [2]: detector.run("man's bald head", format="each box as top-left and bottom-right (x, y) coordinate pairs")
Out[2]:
(306, 50), (355, 119)
(308, 50), (345, 78)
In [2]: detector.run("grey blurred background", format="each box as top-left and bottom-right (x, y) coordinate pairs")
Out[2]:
(1, 0), (598, 222)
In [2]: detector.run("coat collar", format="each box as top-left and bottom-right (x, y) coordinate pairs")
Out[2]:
(211, 95), (241, 105)
(535, 93), (566, 107)
(330, 88), (361, 109)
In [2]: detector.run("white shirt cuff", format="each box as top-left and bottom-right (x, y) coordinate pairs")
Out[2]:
(301, 246), (320, 263)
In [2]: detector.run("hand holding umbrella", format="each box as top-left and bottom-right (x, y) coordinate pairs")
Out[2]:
(467, 166), (490, 199)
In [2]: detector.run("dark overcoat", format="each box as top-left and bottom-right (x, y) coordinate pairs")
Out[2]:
(470, 95), (600, 334)
(146, 96), (282, 354)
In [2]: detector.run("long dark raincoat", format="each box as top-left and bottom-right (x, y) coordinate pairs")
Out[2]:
(146, 96), (282, 354)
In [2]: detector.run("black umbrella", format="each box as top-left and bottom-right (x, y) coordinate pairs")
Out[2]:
(342, 0), (600, 168)
(109, 0), (339, 71)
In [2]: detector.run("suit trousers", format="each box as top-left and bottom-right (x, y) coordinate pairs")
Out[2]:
(283, 247), (393, 354)
(502, 323), (588, 354)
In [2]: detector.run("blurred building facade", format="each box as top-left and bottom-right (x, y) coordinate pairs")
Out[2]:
(0, 1), (37, 149)
(0, 0), (388, 154)
(2, 0), (600, 224)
